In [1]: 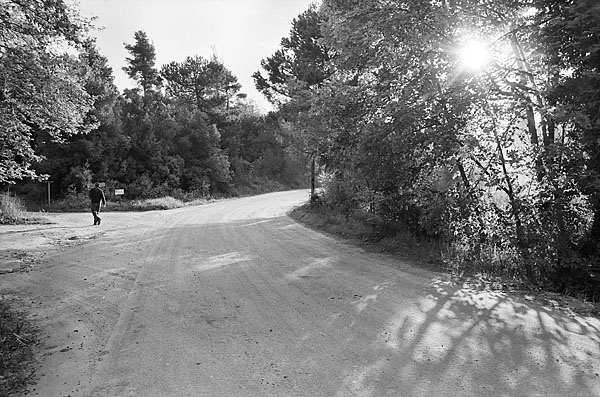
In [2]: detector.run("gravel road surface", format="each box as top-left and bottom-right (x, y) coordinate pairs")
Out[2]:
(1, 190), (599, 396)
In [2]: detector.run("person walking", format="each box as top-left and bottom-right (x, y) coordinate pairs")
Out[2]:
(89, 182), (106, 225)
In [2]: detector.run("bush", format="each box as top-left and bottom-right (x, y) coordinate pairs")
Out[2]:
(319, 175), (361, 216)
(0, 193), (29, 224)
(130, 196), (184, 210)
(290, 201), (442, 267)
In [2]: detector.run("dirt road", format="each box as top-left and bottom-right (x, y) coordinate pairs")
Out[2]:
(1, 190), (599, 396)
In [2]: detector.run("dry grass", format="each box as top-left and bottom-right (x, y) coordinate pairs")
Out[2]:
(130, 196), (185, 210)
(0, 193), (29, 224)
(44, 195), (216, 212)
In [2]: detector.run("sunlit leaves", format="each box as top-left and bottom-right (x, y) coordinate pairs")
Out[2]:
(0, 0), (95, 183)
(298, 0), (600, 278)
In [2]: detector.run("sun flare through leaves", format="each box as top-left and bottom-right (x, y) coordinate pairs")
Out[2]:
(457, 38), (491, 72)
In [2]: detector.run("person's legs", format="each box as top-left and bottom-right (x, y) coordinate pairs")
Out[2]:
(91, 202), (100, 225)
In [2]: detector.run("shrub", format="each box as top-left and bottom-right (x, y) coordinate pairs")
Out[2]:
(0, 193), (29, 224)
(131, 196), (184, 210)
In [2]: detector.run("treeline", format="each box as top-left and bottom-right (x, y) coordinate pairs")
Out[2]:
(1, 1), (308, 201)
(253, 1), (600, 291)
(3, 0), (599, 290)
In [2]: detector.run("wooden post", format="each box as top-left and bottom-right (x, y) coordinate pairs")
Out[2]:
(310, 156), (316, 199)
(47, 181), (52, 205)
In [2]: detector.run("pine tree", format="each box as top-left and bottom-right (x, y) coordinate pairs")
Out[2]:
(123, 31), (161, 96)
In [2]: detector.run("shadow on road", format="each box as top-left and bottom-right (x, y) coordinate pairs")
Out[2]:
(343, 279), (600, 396)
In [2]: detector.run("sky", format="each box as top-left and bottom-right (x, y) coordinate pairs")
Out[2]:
(75, 0), (316, 112)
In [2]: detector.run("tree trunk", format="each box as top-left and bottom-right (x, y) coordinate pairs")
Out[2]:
(484, 99), (526, 248)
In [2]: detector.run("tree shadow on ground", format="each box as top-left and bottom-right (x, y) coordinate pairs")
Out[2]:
(342, 279), (600, 396)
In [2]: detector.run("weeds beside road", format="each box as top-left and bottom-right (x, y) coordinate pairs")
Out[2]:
(290, 202), (600, 317)
(0, 299), (36, 395)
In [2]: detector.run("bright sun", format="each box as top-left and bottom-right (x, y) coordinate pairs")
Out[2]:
(458, 39), (491, 71)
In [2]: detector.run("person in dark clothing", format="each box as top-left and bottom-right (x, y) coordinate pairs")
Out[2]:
(89, 182), (106, 225)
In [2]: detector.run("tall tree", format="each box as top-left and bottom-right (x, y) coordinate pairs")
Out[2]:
(253, 4), (331, 196)
(253, 4), (331, 105)
(534, 0), (600, 256)
(161, 55), (241, 119)
(123, 30), (161, 96)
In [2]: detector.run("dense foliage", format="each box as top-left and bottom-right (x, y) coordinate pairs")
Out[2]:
(1, 2), (309, 201)
(254, 0), (599, 293)
(0, 0), (95, 183)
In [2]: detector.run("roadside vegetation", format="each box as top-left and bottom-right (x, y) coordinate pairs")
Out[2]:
(0, 299), (37, 396)
(0, 195), (37, 395)
(0, 193), (29, 224)
(290, 194), (443, 270)
(0, 192), (207, 224)
(39, 194), (207, 212)
(292, 189), (600, 306)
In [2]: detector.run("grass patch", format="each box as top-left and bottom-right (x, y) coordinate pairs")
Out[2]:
(0, 299), (37, 395)
(0, 193), (46, 225)
(289, 202), (443, 270)
(36, 195), (213, 212)
(0, 193), (30, 224)
(128, 196), (185, 211)
(109, 196), (214, 211)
